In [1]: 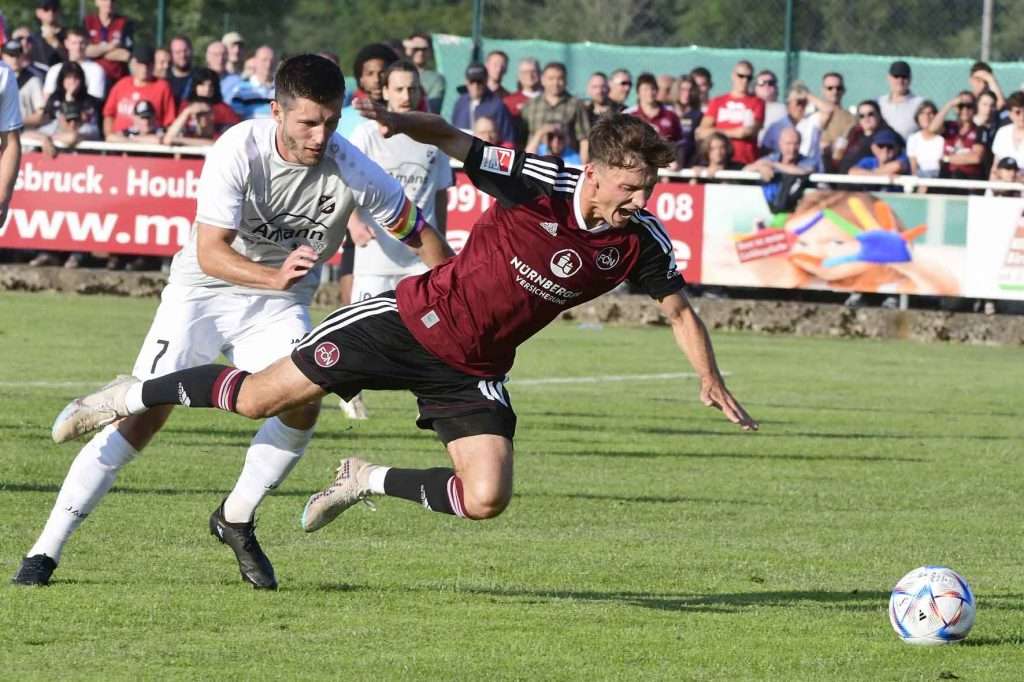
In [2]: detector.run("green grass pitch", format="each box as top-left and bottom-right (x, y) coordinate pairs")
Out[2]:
(1, 291), (1022, 680)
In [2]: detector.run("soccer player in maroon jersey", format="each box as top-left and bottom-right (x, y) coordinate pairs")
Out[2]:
(51, 111), (757, 536)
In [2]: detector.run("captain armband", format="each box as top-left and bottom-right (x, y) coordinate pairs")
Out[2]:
(387, 199), (427, 244)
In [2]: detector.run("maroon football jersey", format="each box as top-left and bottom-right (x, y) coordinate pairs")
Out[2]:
(396, 138), (684, 377)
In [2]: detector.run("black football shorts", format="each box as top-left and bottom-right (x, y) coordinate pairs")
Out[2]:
(291, 292), (516, 444)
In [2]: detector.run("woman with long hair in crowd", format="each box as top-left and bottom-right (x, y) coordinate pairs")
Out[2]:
(690, 131), (741, 181)
(838, 99), (903, 173)
(163, 67), (241, 145)
(673, 75), (703, 168)
(973, 90), (1001, 177)
(906, 100), (942, 184)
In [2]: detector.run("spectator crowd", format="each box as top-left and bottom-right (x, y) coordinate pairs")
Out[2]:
(4, 0), (1024, 274)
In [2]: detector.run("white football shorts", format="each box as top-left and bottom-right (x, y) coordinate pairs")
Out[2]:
(132, 283), (312, 380)
(350, 273), (412, 303)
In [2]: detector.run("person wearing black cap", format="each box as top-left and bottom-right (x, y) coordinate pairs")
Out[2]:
(450, 61), (516, 146)
(878, 60), (924, 141)
(1, 36), (46, 128)
(102, 44), (176, 137)
(849, 128), (908, 186)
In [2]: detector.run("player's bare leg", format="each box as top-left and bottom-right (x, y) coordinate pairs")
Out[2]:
(302, 434), (513, 531)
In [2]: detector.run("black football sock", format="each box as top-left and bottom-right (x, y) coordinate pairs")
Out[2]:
(383, 467), (467, 517)
(140, 364), (250, 412)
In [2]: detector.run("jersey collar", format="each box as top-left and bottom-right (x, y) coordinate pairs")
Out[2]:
(572, 174), (611, 234)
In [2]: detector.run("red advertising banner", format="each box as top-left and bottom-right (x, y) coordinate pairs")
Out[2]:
(1, 152), (203, 256)
(1, 152), (704, 282)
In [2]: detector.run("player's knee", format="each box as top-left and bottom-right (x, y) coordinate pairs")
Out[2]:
(234, 391), (277, 420)
(279, 401), (320, 430)
(461, 482), (512, 520)
(117, 406), (173, 450)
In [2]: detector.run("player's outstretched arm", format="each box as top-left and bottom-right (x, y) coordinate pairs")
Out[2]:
(355, 99), (473, 162)
(196, 223), (317, 290)
(659, 291), (758, 431)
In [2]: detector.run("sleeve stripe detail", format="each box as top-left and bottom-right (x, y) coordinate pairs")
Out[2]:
(521, 167), (577, 193)
(635, 213), (673, 253)
(523, 158), (580, 183)
(523, 156), (562, 171)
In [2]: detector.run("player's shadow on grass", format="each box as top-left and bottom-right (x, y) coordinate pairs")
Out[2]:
(522, 490), (769, 506)
(757, 400), (1020, 420)
(459, 586), (892, 614)
(538, 449), (924, 463)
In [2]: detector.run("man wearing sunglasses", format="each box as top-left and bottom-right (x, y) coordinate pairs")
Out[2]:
(809, 72), (855, 172)
(697, 59), (764, 165)
(878, 60), (924, 141)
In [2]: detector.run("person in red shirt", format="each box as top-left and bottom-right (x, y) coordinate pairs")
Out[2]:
(625, 72), (682, 169)
(930, 91), (985, 180)
(102, 45), (176, 136)
(83, 0), (133, 86)
(55, 108), (757, 535)
(697, 60), (764, 165)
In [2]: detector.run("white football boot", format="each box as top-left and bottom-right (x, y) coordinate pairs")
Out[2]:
(301, 457), (377, 532)
(338, 392), (369, 420)
(51, 375), (140, 443)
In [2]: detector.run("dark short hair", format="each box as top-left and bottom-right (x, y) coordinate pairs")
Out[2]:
(1007, 91), (1024, 110)
(486, 50), (508, 62)
(65, 27), (87, 41)
(276, 53), (346, 106)
(635, 72), (657, 91)
(380, 59), (419, 89)
(352, 43), (398, 80)
(542, 61), (566, 77)
(590, 71), (608, 81)
(970, 61), (992, 75)
(914, 99), (937, 121)
(589, 113), (676, 170)
(822, 71), (843, 83)
(689, 66), (711, 82)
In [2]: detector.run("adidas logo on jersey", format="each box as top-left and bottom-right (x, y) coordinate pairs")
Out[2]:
(539, 222), (558, 236)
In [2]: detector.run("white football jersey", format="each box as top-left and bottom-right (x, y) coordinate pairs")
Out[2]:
(0, 63), (24, 132)
(169, 118), (407, 304)
(349, 120), (453, 276)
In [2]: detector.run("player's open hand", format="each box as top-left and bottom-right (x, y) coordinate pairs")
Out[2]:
(700, 378), (758, 431)
(353, 98), (400, 138)
(273, 244), (318, 290)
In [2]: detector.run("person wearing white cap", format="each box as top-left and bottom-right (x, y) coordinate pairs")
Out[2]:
(222, 31), (245, 76)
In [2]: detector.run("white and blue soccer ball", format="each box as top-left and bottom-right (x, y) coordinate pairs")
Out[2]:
(889, 565), (975, 645)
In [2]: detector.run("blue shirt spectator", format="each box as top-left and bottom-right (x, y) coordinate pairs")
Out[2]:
(451, 63), (516, 146)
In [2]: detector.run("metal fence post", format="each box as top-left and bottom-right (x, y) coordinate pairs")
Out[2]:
(783, 0), (795, 91)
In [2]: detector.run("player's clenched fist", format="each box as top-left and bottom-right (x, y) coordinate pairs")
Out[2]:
(273, 245), (318, 290)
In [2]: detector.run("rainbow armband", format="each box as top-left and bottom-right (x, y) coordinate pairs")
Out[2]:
(388, 199), (426, 244)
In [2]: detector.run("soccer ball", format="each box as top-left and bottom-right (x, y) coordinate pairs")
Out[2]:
(889, 566), (975, 645)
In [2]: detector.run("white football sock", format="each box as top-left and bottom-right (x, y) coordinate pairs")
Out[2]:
(124, 382), (147, 414)
(223, 417), (313, 523)
(367, 465), (390, 495)
(28, 425), (138, 563)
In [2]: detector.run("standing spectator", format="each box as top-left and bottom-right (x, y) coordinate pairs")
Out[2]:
(973, 90), (1000, 178)
(0, 56), (22, 232)
(672, 75), (702, 168)
(152, 47), (170, 80)
(760, 82), (822, 171)
(607, 68), (631, 112)
(485, 50), (509, 98)
(839, 100), (902, 173)
(755, 69), (785, 138)
(697, 60), (763, 165)
(521, 61), (591, 162)
(526, 123), (582, 165)
(624, 72), (682, 168)
(990, 92), (1024, 177)
(83, 0), (133, 87)
(877, 60), (923, 141)
(811, 72), (855, 172)
(692, 132), (741, 178)
(221, 31), (245, 77)
(338, 43), (396, 139)
(228, 45), (275, 120)
(43, 28), (105, 99)
(503, 57), (541, 120)
(403, 32), (444, 114)
(30, 0), (66, 68)
(451, 62), (515, 146)
(968, 61), (1005, 112)
(584, 71), (616, 126)
(472, 115), (501, 145)
(849, 129), (908, 179)
(205, 40), (239, 102)
(931, 92), (984, 181)
(906, 101), (943, 181)
(163, 68), (239, 145)
(2, 39), (46, 129)
(166, 35), (195, 106)
(689, 66), (712, 111)
(656, 74), (675, 105)
(9, 28), (47, 81)
(103, 45), (175, 136)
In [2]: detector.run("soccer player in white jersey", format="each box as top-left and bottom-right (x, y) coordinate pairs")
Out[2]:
(13, 54), (452, 589)
(339, 60), (454, 419)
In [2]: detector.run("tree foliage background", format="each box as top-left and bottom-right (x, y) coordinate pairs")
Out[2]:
(5, 0), (1022, 68)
